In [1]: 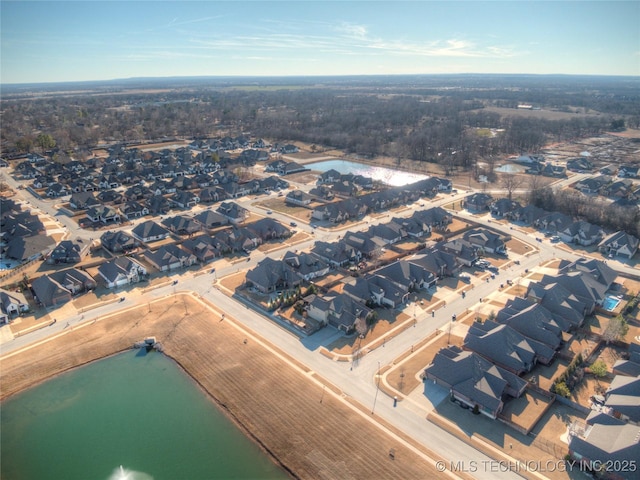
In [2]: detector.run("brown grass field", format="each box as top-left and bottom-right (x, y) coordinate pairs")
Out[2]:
(0, 294), (444, 480)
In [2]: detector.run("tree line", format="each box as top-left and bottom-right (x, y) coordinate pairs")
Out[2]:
(2, 76), (638, 170)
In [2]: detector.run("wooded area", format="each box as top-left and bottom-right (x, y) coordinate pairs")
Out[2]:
(2, 75), (639, 170)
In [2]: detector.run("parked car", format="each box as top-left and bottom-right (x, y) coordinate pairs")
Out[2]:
(290, 221), (297, 227)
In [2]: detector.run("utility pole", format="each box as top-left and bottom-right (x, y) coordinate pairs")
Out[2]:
(372, 361), (381, 415)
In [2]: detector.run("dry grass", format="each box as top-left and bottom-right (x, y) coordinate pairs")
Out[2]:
(1, 295), (443, 480)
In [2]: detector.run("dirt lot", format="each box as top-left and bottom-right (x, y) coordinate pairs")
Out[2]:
(0, 295), (444, 480)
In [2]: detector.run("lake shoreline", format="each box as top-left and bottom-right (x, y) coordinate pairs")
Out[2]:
(1, 294), (440, 479)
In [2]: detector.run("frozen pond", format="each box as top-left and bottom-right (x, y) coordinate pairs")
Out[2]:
(304, 159), (429, 186)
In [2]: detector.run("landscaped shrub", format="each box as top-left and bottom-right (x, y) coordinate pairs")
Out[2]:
(552, 381), (571, 398)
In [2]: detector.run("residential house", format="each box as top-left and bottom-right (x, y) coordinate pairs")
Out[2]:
(343, 231), (385, 258)
(247, 218), (290, 241)
(490, 198), (522, 218)
(574, 176), (610, 195)
(534, 212), (574, 233)
(46, 183), (69, 198)
(0, 288), (29, 324)
(86, 205), (121, 224)
(282, 251), (331, 281)
(566, 157), (594, 172)
(613, 344), (640, 377)
(307, 292), (371, 333)
(344, 275), (410, 308)
(599, 231), (640, 259)
(410, 249), (458, 278)
(30, 275), (72, 308)
(438, 239), (479, 267)
(181, 235), (219, 263)
(216, 202), (248, 225)
(143, 244), (197, 271)
(170, 191), (200, 209)
(131, 220), (171, 244)
(245, 257), (302, 294)
(311, 240), (361, 267)
(145, 195), (171, 215)
(97, 189), (124, 205)
(463, 193), (493, 212)
(463, 229), (507, 254)
(100, 230), (139, 253)
(69, 192), (100, 210)
(317, 169), (342, 184)
(568, 411), (640, 474)
(199, 186), (225, 204)
(161, 215), (202, 236)
(121, 201), (149, 220)
(604, 375), (640, 424)
(193, 209), (228, 230)
(46, 238), (90, 264)
(618, 165), (640, 178)
(3, 234), (56, 262)
(558, 221), (604, 246)
(424, 346), (527, 419)
(464, 321), (552, 374)
(97, 256), (147, 289)
(285, 189), (313, 206)
(375, 259), (437, 291)
(49, 268), (96, 294)
(541, 163), (566, 177)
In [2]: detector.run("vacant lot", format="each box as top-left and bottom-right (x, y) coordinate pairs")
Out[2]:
(1, 295), (443, 480)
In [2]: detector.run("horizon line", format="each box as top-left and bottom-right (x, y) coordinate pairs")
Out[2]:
(3, 72), (640, 88)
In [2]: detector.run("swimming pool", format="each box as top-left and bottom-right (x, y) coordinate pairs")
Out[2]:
(602, 296), (621, 312)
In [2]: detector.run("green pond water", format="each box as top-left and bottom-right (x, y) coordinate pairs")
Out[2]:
(0, 350), (288, 480)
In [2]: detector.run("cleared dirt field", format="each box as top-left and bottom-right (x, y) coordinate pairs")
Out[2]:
(0, 295), (443, 480)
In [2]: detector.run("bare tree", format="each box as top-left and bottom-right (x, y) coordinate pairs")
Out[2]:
(603, 316), (629, 344)
(501, 173), (524, 201)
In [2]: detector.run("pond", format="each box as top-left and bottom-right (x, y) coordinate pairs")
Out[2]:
(303, 159), (429, 186)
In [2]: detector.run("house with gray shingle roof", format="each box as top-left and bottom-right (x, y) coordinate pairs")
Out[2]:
(437, 239), (479, 267)
(46, 238), (90, 265)
(375, 259), (437, 291)
(100, 230), (139, 253)
(0, 287), (29, 324)
(181, 235), (219, 263)
(86, 205), (121, 224)
(143, 244), (196, 271)
(311, 240), (361, 267)
(193, 209), (228, 230)
(216, 201), (248, 225)
(131, 220), (170, 243)
(558, 220), (604, 246)
(526, 280), (588, 328)
(463, 229), (507, 254)
(69, 191), (100, 210)
(161, 215), (202, 236)
(245, 257), (302, 294)
(424, 346), (527, 419)
(605, 375), (640, 424)
(4, 234), (56, 262)
(98, 256), (147, 289)
(307, 292), (371, 333)
(598, 231), (640, 259)
(49, 268), (96, 294)
(613, 344), (640, 378)
(568, 411), (640, 468)
(464, 321), (549, 374)
(31, 275), (72, 308)
(463, 193), (493, 212)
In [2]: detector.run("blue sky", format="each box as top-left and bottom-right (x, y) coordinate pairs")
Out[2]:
(1, 1), (639, 84)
